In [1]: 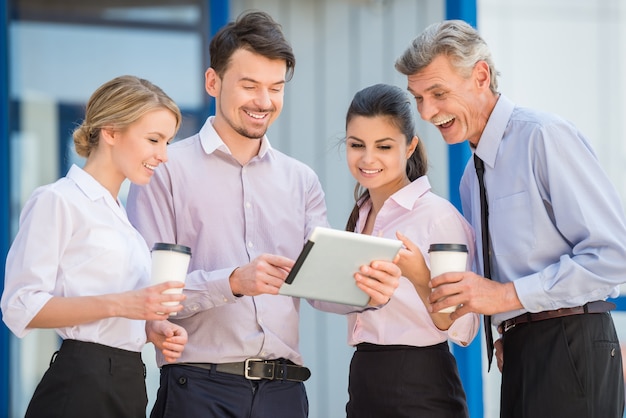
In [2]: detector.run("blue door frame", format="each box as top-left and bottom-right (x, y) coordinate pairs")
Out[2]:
(1, 0), (12, 414)
(443, 2), (485, 417)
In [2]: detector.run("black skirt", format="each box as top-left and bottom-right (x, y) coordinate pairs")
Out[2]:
(346, 342), (469, 418)
(25, 339), (148, 418)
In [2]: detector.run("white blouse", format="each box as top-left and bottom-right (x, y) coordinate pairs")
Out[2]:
(1, 165), (151, 352)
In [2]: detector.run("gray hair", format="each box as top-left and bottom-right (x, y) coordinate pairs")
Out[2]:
(395, 20), (499, 94)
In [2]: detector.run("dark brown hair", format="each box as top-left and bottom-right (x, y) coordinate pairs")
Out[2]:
(209, 10), (295, 81)
(345, 83), (428, 232)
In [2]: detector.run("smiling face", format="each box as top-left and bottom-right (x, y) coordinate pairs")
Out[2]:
(406, 54), (495, 147)
(109, 108), (178, 186)
(346, 115), (417, 201)
(207, 48), (286, 144)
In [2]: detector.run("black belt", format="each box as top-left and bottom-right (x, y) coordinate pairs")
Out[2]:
(498, 300), (615, 333)
(183, 359), (311, 382)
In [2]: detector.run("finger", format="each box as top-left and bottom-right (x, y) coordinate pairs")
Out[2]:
(263, 254), (295, 269)
(162, 353), (181, 363)
(153, 281), (185, 292)
(395, 230), (419, 252)
(365, 261), (401, 278)
(162, 341), (185, 354)
(169, 327), (187, 338)
(165, 337), (187, 347)
(355, 273), (396, 303)
(494, 338), (504, 372)
(160, 327), (174, 338)
(430, 294), (463, 317)
(448, 302), (474, 321)
(430, 271), (464, 288)
(159, 294), (186, 305)
(356, 281), (390, 306)
(150, 311), (172, 321)
(355, 272), (387, 293)
(259, 264), (291, 287)
(428, 284), (447, 303)
(262, 273), (288, 290)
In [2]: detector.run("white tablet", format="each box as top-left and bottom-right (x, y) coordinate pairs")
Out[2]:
(279, 226), (403, 306)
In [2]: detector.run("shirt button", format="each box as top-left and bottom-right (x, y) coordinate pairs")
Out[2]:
(245, 202), (251, 209)
(248, 242), (254, 248)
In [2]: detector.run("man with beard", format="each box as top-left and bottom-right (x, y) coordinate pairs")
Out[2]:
(127, 10), (400, 418)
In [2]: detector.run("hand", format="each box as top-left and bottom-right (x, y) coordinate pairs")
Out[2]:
(229, 254), (294, 296)
(394, 231), (430, 290)
(395, 231), (453, 330)
(428, 272), (522, 320)
(494, 337), (504, 372)
(355, 259), (401, 307)
(146, 320), (188, 363)
(117, 281), (186, 320)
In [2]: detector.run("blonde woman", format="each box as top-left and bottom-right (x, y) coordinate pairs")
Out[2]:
(2, 75), (188, 418)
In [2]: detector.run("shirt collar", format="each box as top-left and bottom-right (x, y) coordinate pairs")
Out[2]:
(67, 164), (111, 202)
(359, 175), (432, 214)
(66, 164), (130, 225)
(391, 176), (431, 210)
(475, 94), (515, 168)
(198, 116), (274, 159)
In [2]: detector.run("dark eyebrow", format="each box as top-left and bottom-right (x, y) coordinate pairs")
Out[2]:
(347, 136), (397, 144)
(240, 77), (286, 86)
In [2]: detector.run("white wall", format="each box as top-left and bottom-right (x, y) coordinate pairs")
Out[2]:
(479, 0), (626, 204)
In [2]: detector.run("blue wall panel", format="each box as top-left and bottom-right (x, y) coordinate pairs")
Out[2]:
(444, 2), (482, 418)
(1, 0), (11, 415)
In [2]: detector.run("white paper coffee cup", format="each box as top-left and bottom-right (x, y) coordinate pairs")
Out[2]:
(428, 243), (468, 313)
(151, 243), (192, 315)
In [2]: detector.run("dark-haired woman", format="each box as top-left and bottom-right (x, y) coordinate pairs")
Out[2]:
(343, 83), (479, 418)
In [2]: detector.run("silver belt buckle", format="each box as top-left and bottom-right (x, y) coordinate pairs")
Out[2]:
(504, 320), (515, 332)
(244, 358), (264, 380)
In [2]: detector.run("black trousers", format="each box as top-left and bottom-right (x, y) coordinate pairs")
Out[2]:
(25, 339), (147, 418)
(150, 364), (309, 418)
(501, 312), (625, 418)
(346, 342), (469, 418)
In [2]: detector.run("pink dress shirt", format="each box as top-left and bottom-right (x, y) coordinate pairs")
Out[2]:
(347, 176), (479, 347)
(127, 117), (328, 367)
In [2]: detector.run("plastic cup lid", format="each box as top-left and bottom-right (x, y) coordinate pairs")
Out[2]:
(151, 242), (192, 256)
(428, 243), (468, 253)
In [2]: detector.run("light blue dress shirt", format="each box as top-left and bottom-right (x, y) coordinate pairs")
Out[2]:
(127, 116), (329, 367)
(460, 95), (626, 325)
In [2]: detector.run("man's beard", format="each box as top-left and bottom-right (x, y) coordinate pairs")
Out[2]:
(233, 124), (267, 140)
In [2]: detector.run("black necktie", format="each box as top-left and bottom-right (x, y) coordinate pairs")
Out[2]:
(474, 154), (494, 371)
